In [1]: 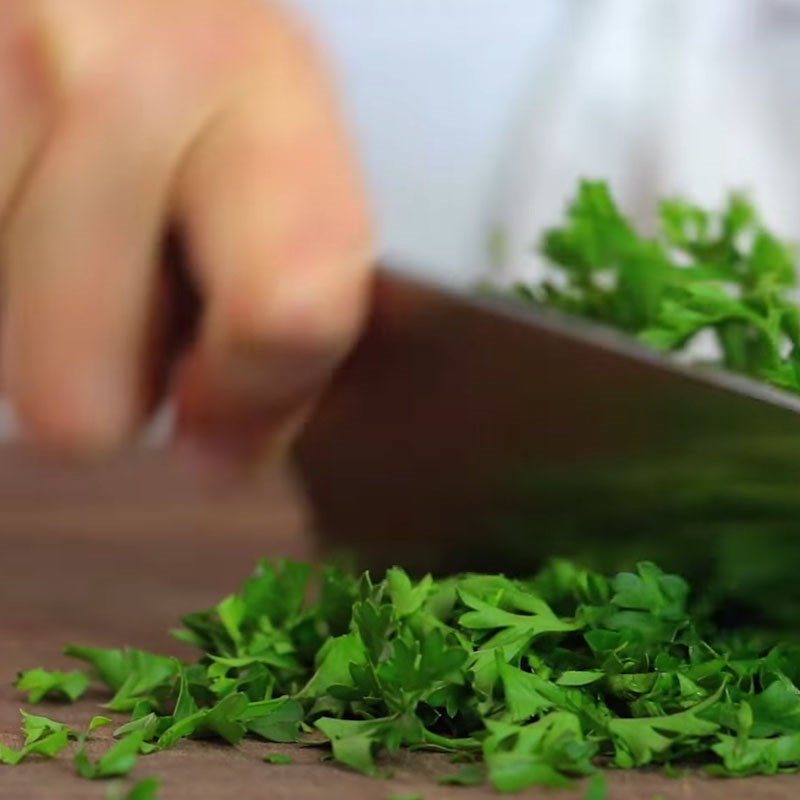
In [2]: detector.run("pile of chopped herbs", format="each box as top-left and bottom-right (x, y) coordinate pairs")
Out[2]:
(8, 184), (800, 796)
(8, 558), (800, 795)
(513, 180), (800, 393)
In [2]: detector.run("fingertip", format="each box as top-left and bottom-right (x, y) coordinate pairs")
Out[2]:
(12, 400), (130, 456)
(5, 356), (139, 456)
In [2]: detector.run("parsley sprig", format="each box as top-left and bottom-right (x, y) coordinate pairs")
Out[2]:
(517, 180), (800, 392)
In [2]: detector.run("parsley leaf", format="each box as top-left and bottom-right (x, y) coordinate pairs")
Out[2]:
(264, 753), (293, 764)
(15, 668), (90, 703)
(0, 728), (70, 765)
(76, 731), (146, 779)
(105, 777), (161, 800)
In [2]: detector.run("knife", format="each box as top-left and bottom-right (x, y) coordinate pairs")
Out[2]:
(294, 267), (800, 588)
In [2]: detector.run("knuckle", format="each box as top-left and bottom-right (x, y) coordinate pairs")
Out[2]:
(54, 44), (139, 115)
(209, 191), (373, 357)
(10, 5), (170, 117)
(218, 259), (370, 363)
(219, 1), (331, 98)
(332, 193), (374, 257)
(3, 327), (134, 456)
(0, 4), (57, 109)
(1, 3), (116, 114)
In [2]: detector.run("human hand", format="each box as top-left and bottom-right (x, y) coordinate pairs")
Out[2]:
(1, 0), (372, 465)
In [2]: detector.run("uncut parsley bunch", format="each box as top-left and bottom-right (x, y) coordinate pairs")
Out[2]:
(516, 180), (800, 392)
(11, 559), (800, 792)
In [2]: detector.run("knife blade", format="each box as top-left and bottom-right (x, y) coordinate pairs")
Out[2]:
(294, 267), (800, 582)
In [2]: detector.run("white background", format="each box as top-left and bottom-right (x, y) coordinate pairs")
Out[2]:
(287, 0), (567, 283)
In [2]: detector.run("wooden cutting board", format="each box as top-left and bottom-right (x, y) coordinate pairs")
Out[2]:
(0, 452), (797, 799)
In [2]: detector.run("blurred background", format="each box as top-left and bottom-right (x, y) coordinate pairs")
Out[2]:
(288, 0), (800, 286)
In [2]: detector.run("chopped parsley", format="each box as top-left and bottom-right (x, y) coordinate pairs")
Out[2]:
(515, 180), (800, 392)
(8, 558), (800, 791)
(264, 753), (293, 765)
(14, 668), (90, 704)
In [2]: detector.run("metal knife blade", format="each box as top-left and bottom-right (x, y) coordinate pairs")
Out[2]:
(294, 268), (800, 583)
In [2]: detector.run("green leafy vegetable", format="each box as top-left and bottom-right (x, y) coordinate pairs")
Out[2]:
(15, 668), (90, 703)
(19, 710), (72, 745)
(264, 752), (293, 764)
(516, 179), (800, 393)
(64, 647), (177, 712)
(0, 728), (70, 765)
(584, 772), (607, 800)
(106, 776), (161, 800)
(437, 763), (485, 786)
(10, 556), (800, 791)
(75, 731), (146, 779)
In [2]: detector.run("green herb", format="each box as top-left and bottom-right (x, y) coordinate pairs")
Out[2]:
(19, 710), (72, 745)
(106, 777), (161, 800)
(15, 668), (90, 703)
(72, 716), (133, 779)
(75, 730), (146, 779)
(437, 762), (485, 786)
(9, 558), (800, 791)
(0, 727), (70, 765)
(515, 180), (800, 392)
(264, 753), (293, 764)
(584, 772), (607, 800)
(64, 647), (177, 712)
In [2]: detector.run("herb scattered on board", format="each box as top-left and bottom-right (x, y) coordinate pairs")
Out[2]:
(512, 179), (800, 393)
(8, 558), (800, 792)
(264, 753), (293, 765)
(106, 776), (161, 800)
(15, 668), (90, 704)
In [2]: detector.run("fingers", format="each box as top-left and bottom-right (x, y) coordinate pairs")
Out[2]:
(1, 90), (179, 453)
(0, 1), (373, 462)
(0, 0), (253, 454)
(173, 15), (373, 464)
(0, 8), (52, 223)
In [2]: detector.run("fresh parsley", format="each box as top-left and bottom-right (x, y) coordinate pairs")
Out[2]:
(264, 752), (293, 765)
(515, 179), (800, 392)
(8, 558), (800, 792)
(14, 668), (90, 704)
(106, 776), (161, 800)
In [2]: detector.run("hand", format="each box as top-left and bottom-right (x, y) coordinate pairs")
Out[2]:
(0, 0), (373, 465)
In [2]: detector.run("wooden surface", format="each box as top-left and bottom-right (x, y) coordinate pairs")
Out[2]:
(1, 452), (800, 799)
